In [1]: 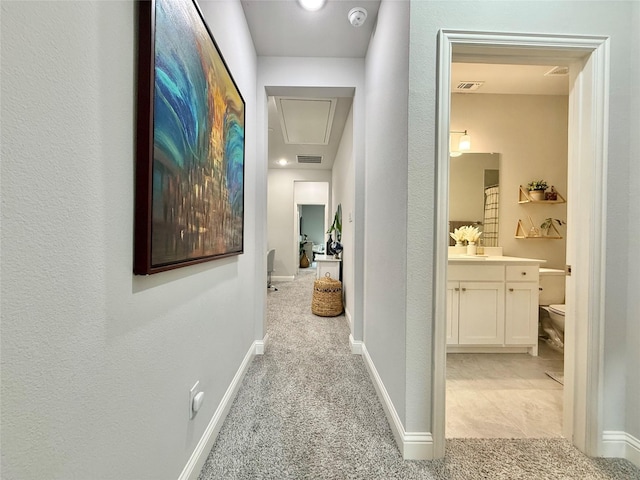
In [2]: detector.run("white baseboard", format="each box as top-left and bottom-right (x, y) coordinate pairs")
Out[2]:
(255, 333), (269, 354)
(272, 275), (294, 281)
(349, 334), (362, 355)
(178, 338), (265, 480)
(361, 343), (433, 460)
(602, 431), (640, 468)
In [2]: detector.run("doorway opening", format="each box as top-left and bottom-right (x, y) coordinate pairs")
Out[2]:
(434, 30), (610, 459)
(446, 65), (569, 439)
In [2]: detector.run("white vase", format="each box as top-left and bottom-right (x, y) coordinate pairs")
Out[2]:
(467, 242), (477, 255)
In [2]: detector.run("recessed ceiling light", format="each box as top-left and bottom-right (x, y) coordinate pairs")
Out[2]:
(277, 159), (288, 166)
(298, 0), (326, 12)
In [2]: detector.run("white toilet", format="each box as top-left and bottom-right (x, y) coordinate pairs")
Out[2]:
(539, 268), (566, 350)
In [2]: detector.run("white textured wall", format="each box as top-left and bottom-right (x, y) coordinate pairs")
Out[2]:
(267, 170), (331, 277)
(627, 0), (640, 444)
(451, 94), (568, 269)
(0, 1), (260, 478)
(409, 0), (638, 442)
(364, 0), (410, 425)
(331, 106), (356, 331)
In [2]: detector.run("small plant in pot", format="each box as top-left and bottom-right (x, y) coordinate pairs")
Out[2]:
(540, 217), (566, 237)
(527, 179), (548, 201)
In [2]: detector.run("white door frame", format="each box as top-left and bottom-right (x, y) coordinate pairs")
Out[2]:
(433, 30), (610, 458)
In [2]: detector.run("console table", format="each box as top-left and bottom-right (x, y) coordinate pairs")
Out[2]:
(314, 254), (341, 281)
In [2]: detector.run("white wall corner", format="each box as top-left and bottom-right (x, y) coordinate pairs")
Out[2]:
(349, 334), (363, 355)
(178, 341), (258, 480)
(601, 431), (640, 468)
(361, 344), (434, 460)
(255, 334), (269, 355)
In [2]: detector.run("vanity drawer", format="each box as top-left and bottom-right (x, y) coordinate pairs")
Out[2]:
(448, 265), (504, 281)
(506, 265), (539, 281)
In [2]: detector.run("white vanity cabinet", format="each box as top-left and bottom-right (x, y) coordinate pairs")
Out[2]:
(447, 258), (541, 355)
(505, 266), (540, 355)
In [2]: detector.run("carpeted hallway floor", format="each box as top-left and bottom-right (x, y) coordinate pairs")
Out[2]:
(198, 269), (639, 479)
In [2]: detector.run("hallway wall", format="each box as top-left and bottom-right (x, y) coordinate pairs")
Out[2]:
(331, 105), (356, 331)
(1, 1), (261, 478)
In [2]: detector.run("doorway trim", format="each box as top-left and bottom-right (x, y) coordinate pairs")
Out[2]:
(433, 30), (609, 459)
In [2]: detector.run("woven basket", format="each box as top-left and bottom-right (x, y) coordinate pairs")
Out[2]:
(312, 273), (343, 317)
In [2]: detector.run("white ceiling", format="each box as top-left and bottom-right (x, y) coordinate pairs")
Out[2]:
(239, 1), (569, 170)
(240, 0), (381, 58)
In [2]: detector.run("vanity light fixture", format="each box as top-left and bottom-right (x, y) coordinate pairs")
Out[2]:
(450, 129), (471, 155)
(298, 0), (326, 11)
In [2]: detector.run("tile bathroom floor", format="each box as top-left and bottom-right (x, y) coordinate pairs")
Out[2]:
(446, 340), (564, 438)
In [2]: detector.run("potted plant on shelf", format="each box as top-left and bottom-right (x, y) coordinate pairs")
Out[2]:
(540, 217), (566, 237)
(527, 179), (548, 201)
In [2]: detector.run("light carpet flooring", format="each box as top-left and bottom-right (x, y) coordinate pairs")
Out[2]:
(198, 269), (639, 479)
(446, 341), (564, 438)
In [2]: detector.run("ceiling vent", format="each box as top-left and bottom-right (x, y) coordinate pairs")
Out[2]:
(455, 81), (484, 91)
(544, 66), (569, 76)
(297, 155), (323, 164)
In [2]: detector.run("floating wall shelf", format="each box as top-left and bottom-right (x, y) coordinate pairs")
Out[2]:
(518, 185), (566, 204)
(515, 218), (563, 239)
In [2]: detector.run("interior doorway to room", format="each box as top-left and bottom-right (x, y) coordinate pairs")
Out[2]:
(435, 30), (609, 459)
(445, 63), (569, 440)
(297, 203), (326, 270)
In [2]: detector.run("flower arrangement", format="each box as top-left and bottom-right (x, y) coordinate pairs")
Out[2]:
(527, 180), (548, 191)
(450, 225), (482, 245)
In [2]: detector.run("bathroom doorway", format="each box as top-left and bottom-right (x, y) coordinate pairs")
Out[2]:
(446, 68), (568, 439)
(434, 30), (610, 458)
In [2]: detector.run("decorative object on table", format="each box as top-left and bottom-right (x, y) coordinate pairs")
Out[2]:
(327, 203), (342, 240)
(540, 217), (566, 237)
(311, 273), (343, 317)
(527, 179), (548, 201)
(134, 0), (245, 275)
(299, 234), (310, 268)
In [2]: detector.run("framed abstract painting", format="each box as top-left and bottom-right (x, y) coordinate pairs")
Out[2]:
(134, 0), (245, 275)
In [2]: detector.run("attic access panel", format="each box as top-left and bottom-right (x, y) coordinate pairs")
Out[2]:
(276, 97), (337, 145)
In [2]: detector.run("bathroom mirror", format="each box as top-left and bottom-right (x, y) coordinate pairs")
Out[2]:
(449, 153), (500, 246)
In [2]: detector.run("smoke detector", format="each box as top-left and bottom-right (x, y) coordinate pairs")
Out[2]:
(348, 7), (367, 27)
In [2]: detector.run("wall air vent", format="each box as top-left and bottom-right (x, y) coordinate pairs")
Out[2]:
(544, 66), (570, 76)
(455, 81), (484, 91)
(297, 155), (323, 164)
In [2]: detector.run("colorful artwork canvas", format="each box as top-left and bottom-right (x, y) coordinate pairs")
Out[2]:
(135, 0), (245, 274)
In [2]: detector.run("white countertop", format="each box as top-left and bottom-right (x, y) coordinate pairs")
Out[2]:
(315, 254), (342, 262)
(448, 255), (546, 265)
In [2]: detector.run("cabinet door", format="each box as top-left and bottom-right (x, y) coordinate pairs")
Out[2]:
(446, 282), (460, 345)
(458, 282), (505, 345)
(505, 282), (538, 345)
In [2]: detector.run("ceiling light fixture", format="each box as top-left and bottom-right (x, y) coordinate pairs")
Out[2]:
(348, 7), (368, 27)
(298, 0), (326, 12)
(277, 159), (288, 166)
